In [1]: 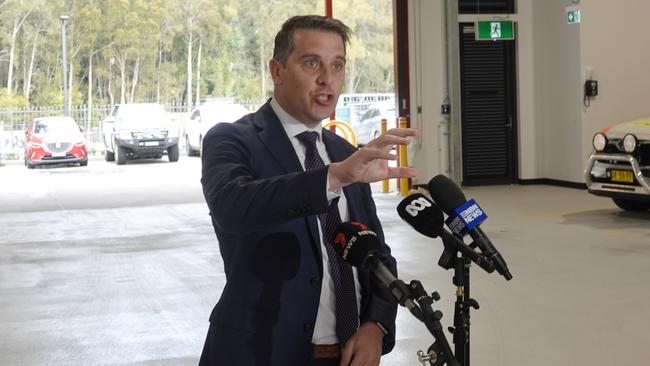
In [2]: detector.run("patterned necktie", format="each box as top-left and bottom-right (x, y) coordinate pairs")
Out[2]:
(296, 131), (359, 345)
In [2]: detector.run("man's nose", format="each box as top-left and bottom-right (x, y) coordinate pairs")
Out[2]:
(316, 67), (331, 85)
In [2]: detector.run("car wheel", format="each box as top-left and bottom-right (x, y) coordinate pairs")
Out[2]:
(612, 198), (650, 211)
(80, 160), (88, 167)
(105, 150), (115, 162)
(26, 160), (35, 169)
(116, 146), (127, 165)
(186, 135), (199, 157)
(168, 144), (179, 162)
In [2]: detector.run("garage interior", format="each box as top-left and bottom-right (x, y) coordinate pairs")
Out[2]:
(1, 0), (649, 365)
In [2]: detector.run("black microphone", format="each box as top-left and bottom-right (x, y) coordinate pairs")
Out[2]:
(332, 222), (422, 318)
(397, 193), (495, 273)
(428, 175), (513, 281)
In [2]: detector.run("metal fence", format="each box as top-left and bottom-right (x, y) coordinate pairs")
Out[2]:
(0, 102), (262, 161)
(0, 94), (391, 161)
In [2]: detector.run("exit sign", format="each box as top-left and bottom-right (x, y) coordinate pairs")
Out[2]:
(475, 20), (515, 41)
(567, 9), (581, 24)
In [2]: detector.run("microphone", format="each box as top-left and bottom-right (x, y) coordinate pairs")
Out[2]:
(397, 193), (495, 273)
(428, 175), (513, 281)
(332, 222), (421, 318)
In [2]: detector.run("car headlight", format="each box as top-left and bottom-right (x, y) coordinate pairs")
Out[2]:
(29, 142), (41, 149)
(592, 133), (607, 152)
(622, 134), (638, 153)
(118, 129), (133, 139)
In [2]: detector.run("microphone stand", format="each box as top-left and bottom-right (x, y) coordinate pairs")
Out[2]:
(438, 233), (481, 366)
(408, 280), (460, 366)
(366, 257), (458, 365)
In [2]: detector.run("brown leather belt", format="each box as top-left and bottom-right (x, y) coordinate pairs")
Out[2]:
(312, 344), (341, 359)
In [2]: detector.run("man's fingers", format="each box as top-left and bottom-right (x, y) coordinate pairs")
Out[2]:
(385, 127), (419, 137)
(354, 146), (396, 162)
(368, 133), (410, 147)
(387, 166), (417, 179)
(340, 342), (354, 366)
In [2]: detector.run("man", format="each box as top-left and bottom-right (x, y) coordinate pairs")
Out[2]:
(199, 15), (418, 366)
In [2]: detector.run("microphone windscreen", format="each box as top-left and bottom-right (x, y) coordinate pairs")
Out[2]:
(427, 175), (467, 214)
(332, 222), (381, 268)
(252, 232), (301, 281)
(396, 193), (444, 238)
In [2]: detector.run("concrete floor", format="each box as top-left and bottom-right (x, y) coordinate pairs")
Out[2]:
(0, 159), (649, 365)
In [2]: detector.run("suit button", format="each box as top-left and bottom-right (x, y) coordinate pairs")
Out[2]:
(303, 323), (313, 333)
(309, 276), (321, 287)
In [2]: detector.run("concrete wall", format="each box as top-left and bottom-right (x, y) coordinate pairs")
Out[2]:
(409, 0), (650, 184)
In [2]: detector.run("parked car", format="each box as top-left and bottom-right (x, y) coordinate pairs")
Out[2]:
(102, 103), (179, 164)
(584, 118), (650, 211)
(353, 101), (396, 145)
(24, 116), (88, 169)
(185, 101), (249, 156)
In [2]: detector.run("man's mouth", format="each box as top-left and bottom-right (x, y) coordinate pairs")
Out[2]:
(315, 93), (333, 104)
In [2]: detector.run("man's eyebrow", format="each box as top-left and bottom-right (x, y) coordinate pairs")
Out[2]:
(298, 54), (346, 63)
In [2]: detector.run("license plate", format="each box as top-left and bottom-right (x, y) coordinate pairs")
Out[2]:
(610, 169), (634, 183)
(144, 141), (159, 147)
(53, 152), (65, 157)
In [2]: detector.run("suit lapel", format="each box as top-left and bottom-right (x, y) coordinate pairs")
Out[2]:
(253, 101), (303, 174)
(254, 102), (324, 268)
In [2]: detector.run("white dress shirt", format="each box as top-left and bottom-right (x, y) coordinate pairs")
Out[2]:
(270, 98), (362, 345)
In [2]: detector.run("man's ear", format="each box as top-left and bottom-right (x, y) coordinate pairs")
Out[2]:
(269, 58), (283, 85)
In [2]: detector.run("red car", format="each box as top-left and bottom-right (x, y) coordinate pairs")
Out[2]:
(24, 116), (88, 168)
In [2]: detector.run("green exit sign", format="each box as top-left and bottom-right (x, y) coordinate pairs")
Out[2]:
(475, 20), (515, 41)
(567, 10), (581, 24)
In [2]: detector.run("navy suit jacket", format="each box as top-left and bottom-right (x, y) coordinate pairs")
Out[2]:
(200, 101), (398, 366)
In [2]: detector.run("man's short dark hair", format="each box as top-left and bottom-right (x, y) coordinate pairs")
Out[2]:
(273, 15), (351, 65)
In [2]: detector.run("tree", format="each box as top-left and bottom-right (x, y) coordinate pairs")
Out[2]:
(3, 0), (34, 93)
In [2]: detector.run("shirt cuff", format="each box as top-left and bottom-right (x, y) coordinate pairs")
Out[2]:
(326, 173), (342, 201)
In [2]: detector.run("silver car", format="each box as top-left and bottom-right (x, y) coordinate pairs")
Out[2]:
(584, 118), (650, 211)
(353, 101), (396, 146)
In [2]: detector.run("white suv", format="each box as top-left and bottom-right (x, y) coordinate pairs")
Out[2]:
(185, 101), (249, 156)
(102, 103), (180, 164)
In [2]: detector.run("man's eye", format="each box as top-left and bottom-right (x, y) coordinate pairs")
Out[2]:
(305, 59), (318, 68)
(333, 63), (344, 72)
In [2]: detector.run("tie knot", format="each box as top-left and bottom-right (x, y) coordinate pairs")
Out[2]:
(296, 131), (320, 150)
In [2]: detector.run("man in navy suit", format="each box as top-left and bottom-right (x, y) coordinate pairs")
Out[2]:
(199, 15), (418, 366)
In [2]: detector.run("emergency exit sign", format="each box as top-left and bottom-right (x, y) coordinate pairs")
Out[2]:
(567, 9), (581, 24)
(475, 20), (514, 41)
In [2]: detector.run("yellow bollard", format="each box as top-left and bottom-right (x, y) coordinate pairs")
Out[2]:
(380, 118), (390, 193)
(398, 116), (410, 197)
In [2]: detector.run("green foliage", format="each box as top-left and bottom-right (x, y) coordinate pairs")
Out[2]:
(0, 90), (27, 108)
(0, 0), (394, 108)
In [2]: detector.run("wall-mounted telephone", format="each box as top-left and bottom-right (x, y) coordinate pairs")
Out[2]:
(584, 78), (598, 107)
(585, 79), (598, 97)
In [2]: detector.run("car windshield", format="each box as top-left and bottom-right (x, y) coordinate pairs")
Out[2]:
(34, 117), (81, 135)
(119, 104), (167, 124)
(201, 104), (249, 123)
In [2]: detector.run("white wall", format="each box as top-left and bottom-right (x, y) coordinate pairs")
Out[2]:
(533, 0), (584, 182)
(410, 0), (650, 184)
(408, 0), (449, 187)
(579, 0), (650, 163)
